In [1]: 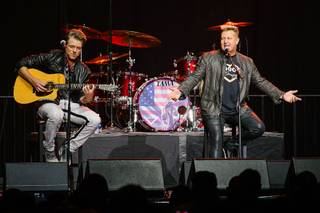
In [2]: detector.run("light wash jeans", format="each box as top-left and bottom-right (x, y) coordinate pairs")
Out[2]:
(37, 99), (101, 152)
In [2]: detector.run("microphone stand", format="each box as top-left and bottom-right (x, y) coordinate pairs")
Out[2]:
(236, 71), (242, 158)
(226, 52), (243, 158)
(66, 64), (74, 191)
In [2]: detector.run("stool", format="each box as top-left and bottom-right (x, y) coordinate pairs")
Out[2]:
(203, 124), (247, 159)
(225, 124), (247, 159)
(37, 118), (46, 162)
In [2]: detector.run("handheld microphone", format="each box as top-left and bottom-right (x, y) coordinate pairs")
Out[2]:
(223, 47), (230, 56)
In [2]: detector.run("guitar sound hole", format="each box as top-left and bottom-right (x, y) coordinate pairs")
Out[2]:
(45, 82), (54, 91)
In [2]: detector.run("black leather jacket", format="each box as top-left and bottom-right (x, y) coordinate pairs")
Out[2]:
(15, 49), (91, 103)
(179, 50), (285, 117)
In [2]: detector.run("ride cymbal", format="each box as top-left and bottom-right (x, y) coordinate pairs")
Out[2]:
(85, 53), (129, 65)
(207, 20), (253, 31)
(101, 30), (161, 48)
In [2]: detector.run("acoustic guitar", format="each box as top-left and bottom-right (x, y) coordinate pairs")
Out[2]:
(13, 68), (118, 104)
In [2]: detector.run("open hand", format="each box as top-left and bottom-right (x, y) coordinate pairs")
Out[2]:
(169, 87), (182, 101)
(282, 90), (302, 103)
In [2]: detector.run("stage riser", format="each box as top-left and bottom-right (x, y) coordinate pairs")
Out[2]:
(71, 132), (284, 187)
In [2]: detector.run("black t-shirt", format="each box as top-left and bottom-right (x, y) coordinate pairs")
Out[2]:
(221, 55), (240, 115)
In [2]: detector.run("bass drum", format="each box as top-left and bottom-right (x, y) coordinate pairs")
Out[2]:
(133, 77), (190, 131)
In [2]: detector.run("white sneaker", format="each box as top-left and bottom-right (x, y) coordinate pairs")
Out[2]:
(44, 150), (59, 162)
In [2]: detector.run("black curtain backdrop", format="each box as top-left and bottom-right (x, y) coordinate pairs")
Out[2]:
(1, 0), (319, 170)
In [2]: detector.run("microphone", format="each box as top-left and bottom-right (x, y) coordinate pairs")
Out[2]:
(223, 47), (230, 57)
(60, 40), (66, 47)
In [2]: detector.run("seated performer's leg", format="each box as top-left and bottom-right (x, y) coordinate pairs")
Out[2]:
(37, 102), (64, 162)
(60, 101), (101, 153)
(240, 107), (265, 141)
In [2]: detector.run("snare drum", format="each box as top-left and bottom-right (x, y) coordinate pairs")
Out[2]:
(133, 77), (190, 131)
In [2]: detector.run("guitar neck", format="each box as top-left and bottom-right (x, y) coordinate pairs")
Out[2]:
(52, 83), (117, 92)
(54, 84), (103, 89)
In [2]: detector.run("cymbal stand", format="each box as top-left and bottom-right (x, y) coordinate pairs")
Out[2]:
(126, 37), (135, 132)
(104, 0), (122, 133)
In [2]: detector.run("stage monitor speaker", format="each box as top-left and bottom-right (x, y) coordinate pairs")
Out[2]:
(85, 159), (165, 191)
(266, 160), (290, 189)
(292, 157), (320, 182)
(189, 159), (270, 189)
(4, 162), (69, 191)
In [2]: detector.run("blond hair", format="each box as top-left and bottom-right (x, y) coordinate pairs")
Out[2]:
(221, 26), (239, 37)
(66, 28), (87, 45)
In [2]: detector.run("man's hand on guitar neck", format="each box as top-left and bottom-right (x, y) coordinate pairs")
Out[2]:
(80, 84), (95, 104)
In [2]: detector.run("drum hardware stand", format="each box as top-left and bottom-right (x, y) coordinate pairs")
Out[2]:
(173, 59), (178, 80)
(126, 37), (135, 132)
(133, 106), (138, 131)
(185, 51), (199, 131)
(103, 0), (122, 133)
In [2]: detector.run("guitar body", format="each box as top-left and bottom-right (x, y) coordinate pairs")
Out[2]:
(14, 68), (65, 104)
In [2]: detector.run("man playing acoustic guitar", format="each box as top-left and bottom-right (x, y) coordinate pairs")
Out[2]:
(14, 29), (101, 162)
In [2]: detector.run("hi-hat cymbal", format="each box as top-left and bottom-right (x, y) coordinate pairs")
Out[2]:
(62, 24), (105, 40)
(207, 20), (253, 31)
(85, 53), (129, 65)
(101, 30), (161, 48)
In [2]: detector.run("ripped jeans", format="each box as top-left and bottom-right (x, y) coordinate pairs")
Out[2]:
(37, 100), (101, 153)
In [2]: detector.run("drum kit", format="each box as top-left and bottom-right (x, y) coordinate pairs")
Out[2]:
(64, 20), (251, 133)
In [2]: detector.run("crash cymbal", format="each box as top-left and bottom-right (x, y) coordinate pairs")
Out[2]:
(62, 24), (105, 40)
(207, 20), (253, 31)
(85, 53), (129, 65)
(101, 30), (161, 48)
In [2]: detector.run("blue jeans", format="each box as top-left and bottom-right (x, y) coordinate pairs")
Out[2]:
(202, 107), (265, 158)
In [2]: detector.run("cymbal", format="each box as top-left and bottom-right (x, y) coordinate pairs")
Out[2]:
(207, 20), (253, 31)
(101, 30), (161, 48)
(85, 53), (129, 65)
(62, 24), (105, 40)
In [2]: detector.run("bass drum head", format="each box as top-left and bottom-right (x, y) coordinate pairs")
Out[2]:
(133, 77), (190, 131)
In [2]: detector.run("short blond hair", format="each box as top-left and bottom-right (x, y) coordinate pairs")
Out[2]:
(67, 28), (87, 45)
(221, 26), (239, 37)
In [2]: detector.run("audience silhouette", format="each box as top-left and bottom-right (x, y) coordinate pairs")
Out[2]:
(1, 166), (319, 213)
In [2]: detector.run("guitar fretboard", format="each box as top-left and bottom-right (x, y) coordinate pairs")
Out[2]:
(53, 84), (117, 91)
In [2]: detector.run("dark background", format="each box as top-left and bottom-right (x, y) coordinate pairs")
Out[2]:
(1, 0), (319, 167)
